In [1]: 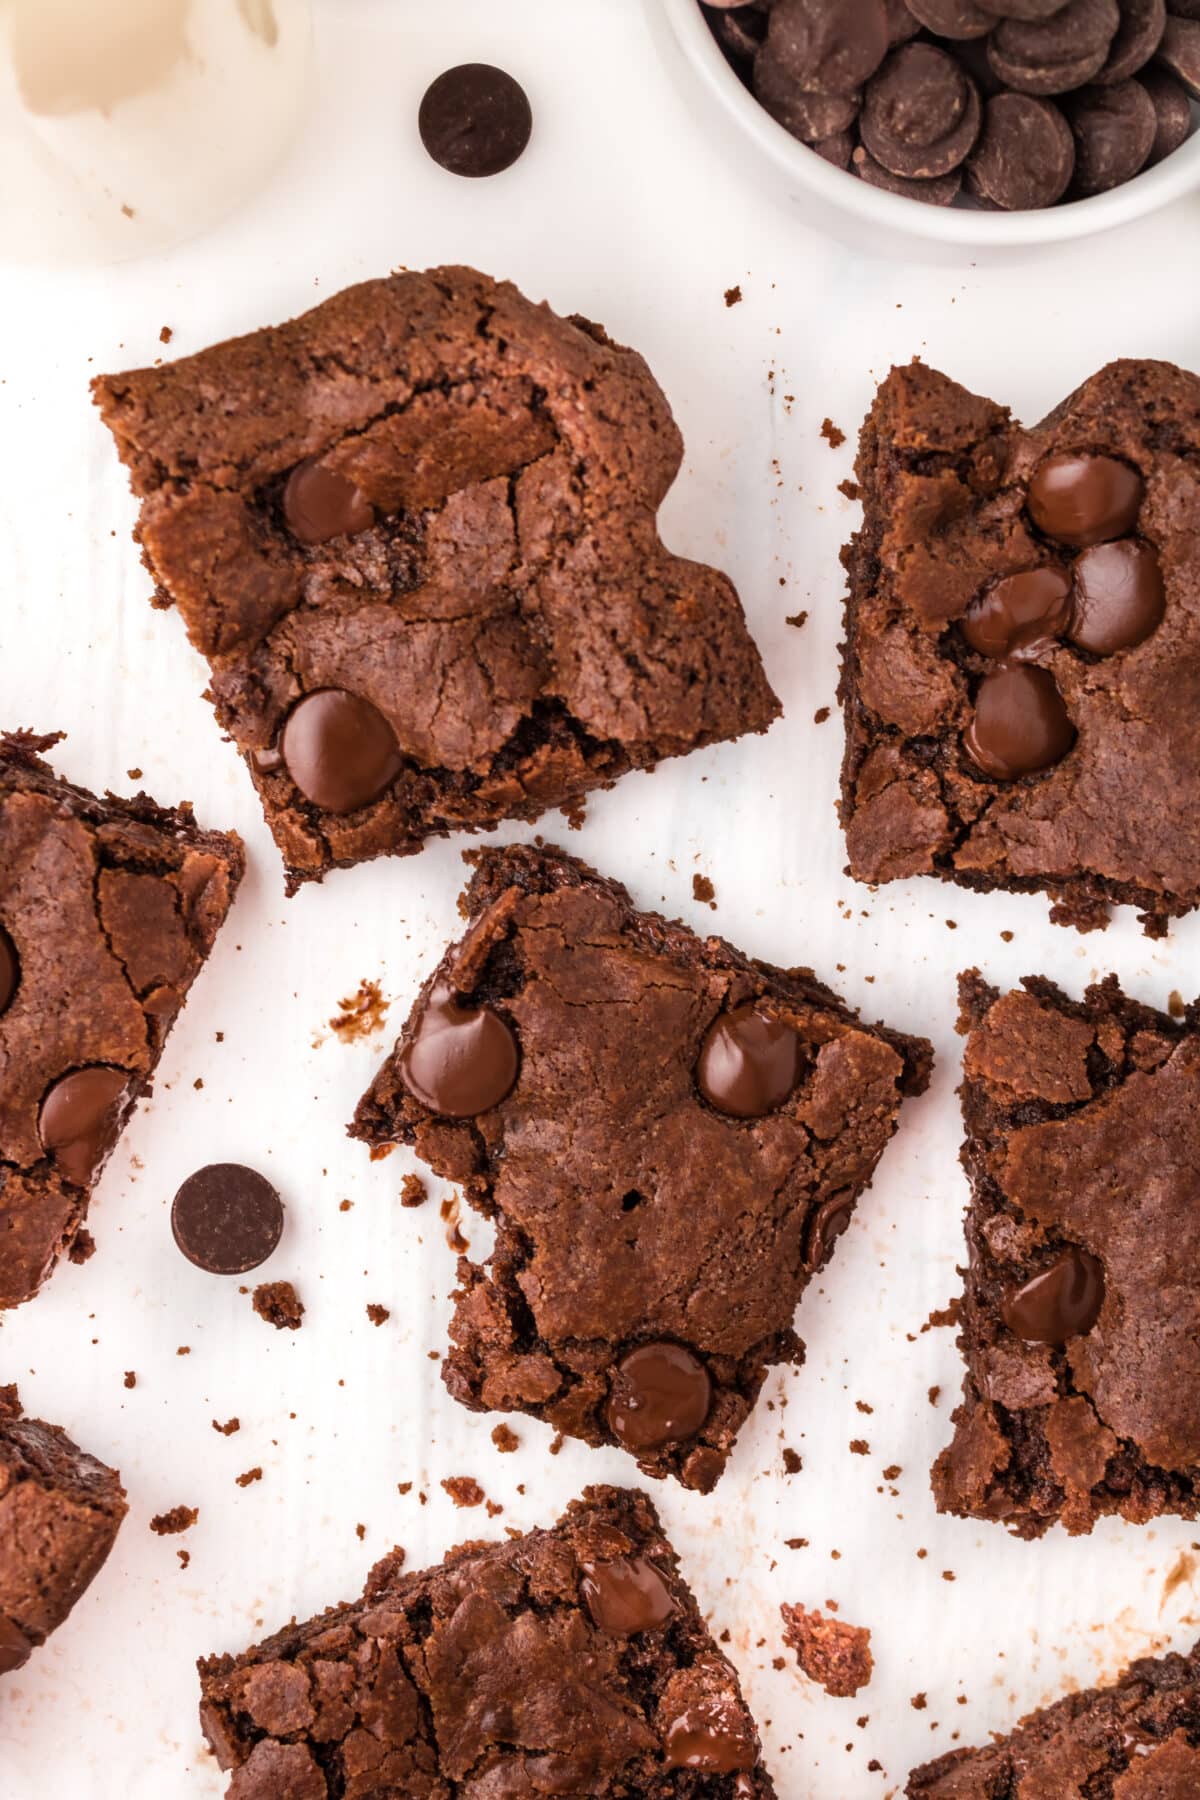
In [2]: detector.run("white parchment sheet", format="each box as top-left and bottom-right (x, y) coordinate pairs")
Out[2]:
(4, 4), (1200, 1795)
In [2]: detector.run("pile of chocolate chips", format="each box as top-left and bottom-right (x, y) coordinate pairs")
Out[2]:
(700, 0), (1200, 209)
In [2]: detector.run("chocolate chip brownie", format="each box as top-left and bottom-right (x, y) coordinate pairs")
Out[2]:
(198, 1484), (777, 1797)
(93, 266), (780, 892)
(351, 842), (931, 1492)
(934, 969), (1200, 1538)
(0, 730), (243, 1307)
(908, 1637), (1200, 1796)
(840, 358), (1200, 936)
(0, 1384), (128, 1677)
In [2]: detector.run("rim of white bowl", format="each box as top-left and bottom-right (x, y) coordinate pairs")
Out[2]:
(658, 0), (1200, 250)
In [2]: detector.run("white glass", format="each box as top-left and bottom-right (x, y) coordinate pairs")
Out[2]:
(0, 0), (312, 265)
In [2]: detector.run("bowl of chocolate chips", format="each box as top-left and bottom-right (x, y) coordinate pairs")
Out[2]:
(657, 0), (1200, 246)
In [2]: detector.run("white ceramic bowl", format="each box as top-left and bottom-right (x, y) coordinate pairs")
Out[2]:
(653, 0), (1200, 254)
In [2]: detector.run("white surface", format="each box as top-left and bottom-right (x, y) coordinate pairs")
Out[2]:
(2, 3), (1200, 1796)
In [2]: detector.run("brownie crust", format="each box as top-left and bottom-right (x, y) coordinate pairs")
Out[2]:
(908, 1638), (1200, 1797)
(934, 968), (1200, 1538)
(94, 266), (779, 891)
(352, 842), (931, 1491)
(0, 730), (244, 1306)
(198, 1483), (777, 1797)
(839, 358), (1200, 936)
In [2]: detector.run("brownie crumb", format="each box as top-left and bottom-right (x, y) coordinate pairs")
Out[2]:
(159, 325), (172, 344)
(785, 1537), (809, 1550)
(0, 1385), (20, 1421)
(491, 1424), (520, 1453)
(692, 873), (717, 909)
(235, 1467), (263, 1487)
(442, 1476), (485, 1509)
(366, 1303), (390, 1326)
(922, 1299), (961, 1333)
(400, 1173), (428, 1208)
(724, 285), (742, 307)
(126, 767), (143, 781)
(837, 478), (860, 501)
(176, 1345), (190, 1356)
(150, 1505), (198, 1536)
(912, 1692), (928, 1711)
(252, 1281), (304, 1330)
(397, 1481), (412, 1496)
(849, 1439), (869, 1455)
(67, 1229), (96, 1265)
(781, 1604), (873, 1697)
(560, 796), (587, 830)
(927, 1385), (941, 1406)
(1169, 989), (1186, 1018)
(820, 417), (846, 449)
(355, 1523), (366, 1541)
(328, 978), (389, 1044)
(212, 1417), (240, 1436)
(883, 1464), (902, 1481)
(123, 1372), (136, 1390)
(814, 706), (830, 724)
(177, 1549), (190, 1569)
(339, 1198), (353, 1211)
(548, 1433), (564, 1457)
(782, 1447), (803, 1475)
(485, 1499), (504, 1518)
(785, 610), (808, 629)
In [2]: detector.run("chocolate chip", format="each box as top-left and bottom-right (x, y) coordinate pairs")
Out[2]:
(885, 0), (924, 42)
(906, 0), (995, 38)
(1001, 1246), (1104, 1342)
(664, 1702), (757, 1773)
(966, 92), (1076, 205)
(805, 1193), (855, 1270)
(1065, 78), (1157, 191)
(696, 1004), (804, 1118)
(0, 926), (18, 1018)
(1027, 452), (1143, 547)
(989, 0), (1121, 95)
(0, 1616), (32, 1675)
(280, 689), (403, 814)
(1158, 17), (1200, 98)
(702, 1), (769, 64)
(1069, 538), (1165, 652)
(398, 981), (519, 1119)
(753, 54), (862, 140)
(283, 458), (374, 545)
(861, 44), (982, 177)
(38, 1066), (131, 1186)
(812, 129), (857, 167)
(964, 664), (1076, 779)
(1141, 66), (1194, 162)
(979, 0), (1073, 18)
(579, 1556), (677, 1634)
(171, 1163), (284, 1275)
(418, 64), (532, 178)
(606, 1343), (712, 1453)
(962, 566), (1073, 658)
(1092, 0), (1165, 82)
(761, 0), (890, 95)
(852, 145), (965, 201)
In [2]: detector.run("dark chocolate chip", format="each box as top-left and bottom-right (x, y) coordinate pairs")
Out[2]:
(664, 1701), (757, 1772)
(418, 64), (532, 178)
(1065, 78), (1157, 191)
(702, 2), (769, 65)
(171, 1163), (284, 1275)
(811, 129), (857, 167)
(804, 1193), (855, 1270)
(1092, 0), (1166, 83)
(753, 53), (861, 140)
(283, 458), (375, 545)
(1027, 451), (1143, 547)
(579, 1557), (676, 1634)
(905, 0), (996, 38)
(38, 1065), (131, 1186)
(1069, 538), (1165, 652)
(398, 981), (519, 1119)
(964, 664), (1076, 779)
(0, 926), (18, 1018)
(696, 1004), (804, 1118)
(861, 44), (982, 178)
(885, 0), (924, 41)
(989, 0), (1121, 95)
(966, 91), (1076, 204)
(1140, 66), (1194, 163)
(852, 145), (965, 201)
(0, 1616), (32, 1675)
(606, 1343), (712, 1453)
(1001, 1246), (1105, 1342)
(760, 0), (890, 95)
(280, 689), (403, 814)
(1157, 17), (1200, 98)
(978, 0), (1074, 17)
(962, 566), (1073, 658)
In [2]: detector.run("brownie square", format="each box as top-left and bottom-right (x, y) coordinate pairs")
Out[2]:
(198, 1484), (777, 1798)
(0, 730), (243, 1307)
(908, 1638), (1200, 1797)
(0, 1384), (128, 1677)
(839, 358), (1200, 936)
(352, 842), (931, 1492)
(934, 969), (1200, 1539)
(93, 266), (780, 892)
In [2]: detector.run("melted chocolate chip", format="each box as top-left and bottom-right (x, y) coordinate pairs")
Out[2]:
(171, 1163), (284, 1275)
(664, 1703), (756, 1773)
(280, 689), (403, 814)
(283, 458), (375, 545)
(0, 1615), (32, 1675)
(1027, 452), (1144, 548)
(805, 1193), (855, 1270)
(0, 926), (18, 1017)
(1001, 1246), (1105, 1343)
(38, 1066), (130, 1186)
(398, 982), (519, 1118)
(696, 1004), (804, 1118)
(1069, 538), (1165, 654)
(418, 64), (533, 177)
(964, 664), (1076, 779)
(606, 1343), (712, 1453)
(579, 1556), (676, 1635)
(961, 566), (1073, 659)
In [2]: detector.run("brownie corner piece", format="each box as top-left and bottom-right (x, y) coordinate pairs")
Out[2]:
(907, 1638), (1200, 1797)
(0, 729), (244, 1306)
(351, 841), (931, 1492)
(0, 1385), (128, 1675)
(93, 264), (779, 892)
(198, 1482), (777, 1797)
(933, 967), (1200, 1539)
(839, 355), (1200, 936)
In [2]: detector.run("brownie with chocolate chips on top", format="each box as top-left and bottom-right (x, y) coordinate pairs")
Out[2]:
(351, 842), (931, 1493)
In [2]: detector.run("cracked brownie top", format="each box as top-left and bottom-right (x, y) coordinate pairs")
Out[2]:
(934, 969), (1200, 1539)
(93, 266), (779, 891)
(351, 842), (931, 1492)
(0, 730), (243, 1307)
(839, 358), (1200, 936)
(198, 1484), (776, 1799)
